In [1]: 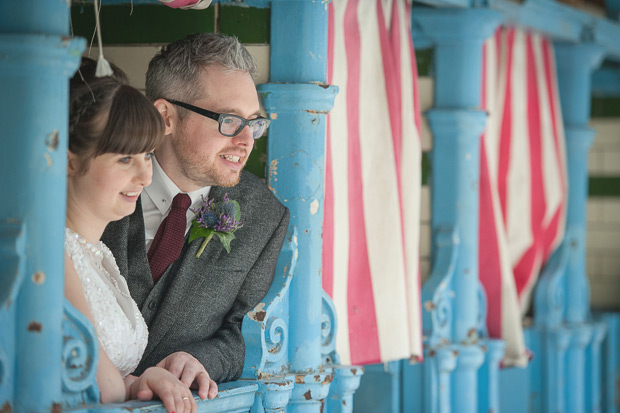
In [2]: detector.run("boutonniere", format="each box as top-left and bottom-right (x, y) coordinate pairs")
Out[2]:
(188, 193), (243, 258)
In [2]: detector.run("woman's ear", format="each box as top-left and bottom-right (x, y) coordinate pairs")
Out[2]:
(153, 99), (175, 136)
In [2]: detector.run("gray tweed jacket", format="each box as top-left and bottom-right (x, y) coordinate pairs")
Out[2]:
(101, 170), (289, 383)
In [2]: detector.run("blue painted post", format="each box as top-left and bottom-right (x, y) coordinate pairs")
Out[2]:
(585, 322), (606, 412)
(0, 1), (83, 411)
(411, 9), (502, 413)
(258, 0), (339, 411)
(554, 43), (605, 413)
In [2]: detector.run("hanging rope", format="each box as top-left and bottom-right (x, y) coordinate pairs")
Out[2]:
(93, 0), (113, 77)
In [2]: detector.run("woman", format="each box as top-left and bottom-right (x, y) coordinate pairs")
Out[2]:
(65, 59), (197, 413)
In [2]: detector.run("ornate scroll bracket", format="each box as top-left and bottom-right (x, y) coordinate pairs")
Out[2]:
(422, 227), (460, 346)
(0, 219), (26, 309)
(534, 232), (570, 328)
(243, 227), (298, 378)
(61, 299), (99, 408)
(321, 290), (338, 365)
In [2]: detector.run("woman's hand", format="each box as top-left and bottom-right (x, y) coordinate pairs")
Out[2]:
(128, 367), (198, 413)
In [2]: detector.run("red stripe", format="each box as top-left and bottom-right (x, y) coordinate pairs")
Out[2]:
(344, 0), (381, 364)
(514, 33), (546, 296)
(478, 40), (503, 339)
(322, 1), (336, 298)
(498, 29), (515, 225)
(377, 0), (409, 305)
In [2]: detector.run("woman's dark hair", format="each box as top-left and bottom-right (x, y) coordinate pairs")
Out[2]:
(69, 58), (164, 173)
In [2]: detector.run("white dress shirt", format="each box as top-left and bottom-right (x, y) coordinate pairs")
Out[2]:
(142, 157), (211, 251)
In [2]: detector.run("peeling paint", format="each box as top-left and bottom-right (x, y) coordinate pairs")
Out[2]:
(424, 301), (435, 311)
(51, 403), (62, 413)
(44, 153), (52, 167)
(305, 109), (329, 115)
(46, 130), (59, 151)
(1, 401), (12, 413)
(28, 321), (42, 333)
(310, 199), (319, 215)
(295, 375), (305, 384)
(33, 271), (45, 285)
(248, 303), (266, 321)
(270, 113), (278, 120)
(303, 390), (312, 400)
(309, 50), (317, 61)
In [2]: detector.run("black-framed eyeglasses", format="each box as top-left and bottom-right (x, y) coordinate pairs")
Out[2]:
(166, 99), (270, 140)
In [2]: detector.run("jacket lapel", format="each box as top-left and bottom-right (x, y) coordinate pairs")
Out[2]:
(143, 186), (230, 353)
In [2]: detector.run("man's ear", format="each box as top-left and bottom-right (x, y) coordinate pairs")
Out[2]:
(67, 150), (78, 175)
(154, 99), (176, 136)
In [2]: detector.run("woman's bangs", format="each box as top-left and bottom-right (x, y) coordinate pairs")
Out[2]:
(98, 86), (165, 155)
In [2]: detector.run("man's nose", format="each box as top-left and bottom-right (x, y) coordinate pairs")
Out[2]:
(232, 125), (254, 147)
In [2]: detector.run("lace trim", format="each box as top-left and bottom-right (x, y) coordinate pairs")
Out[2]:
(65, 228), (148, 377)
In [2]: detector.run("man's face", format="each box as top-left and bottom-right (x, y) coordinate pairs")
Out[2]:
(157, 65), (261, 191)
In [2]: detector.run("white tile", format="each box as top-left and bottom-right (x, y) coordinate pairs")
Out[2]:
(420, 223), (431, 259)
(586, 252), (602, 280)
(420, 258), (431, 285)
(586, 227), (620, 250)
(591, 119), (620, 146)
(602, 151), (620, 175)
(587, 199), (604, 224)
(588, 150), (604, 175)
(100, 44), (270, 90)
(100, 46), (161, 90)
(600, 254), (620, 280)
(590, 284), (620, 310)
(601, 199), (620, 224)
(420, 186), (431, 223)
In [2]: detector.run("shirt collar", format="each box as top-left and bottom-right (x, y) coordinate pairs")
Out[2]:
(144, 156), (211, 215)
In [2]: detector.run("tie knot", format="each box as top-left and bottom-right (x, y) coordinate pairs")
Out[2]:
(171, 193), (191, 211)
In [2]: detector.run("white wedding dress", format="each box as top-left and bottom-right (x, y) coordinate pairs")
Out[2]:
(65, 228), (148, 378)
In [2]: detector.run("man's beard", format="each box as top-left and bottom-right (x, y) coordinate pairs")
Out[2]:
(171, 134), (245, 188)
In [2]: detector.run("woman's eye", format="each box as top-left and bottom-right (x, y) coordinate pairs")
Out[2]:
(119, 156), (132, 164)
(145, 152), (154, 161)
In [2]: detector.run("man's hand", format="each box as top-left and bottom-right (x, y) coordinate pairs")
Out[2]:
(156, 351), (218, 400)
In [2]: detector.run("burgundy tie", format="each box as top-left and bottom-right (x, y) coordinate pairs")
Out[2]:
(148, 193), (191, 283)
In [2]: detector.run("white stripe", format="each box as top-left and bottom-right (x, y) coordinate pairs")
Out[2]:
(507, 30), (533, 266)
(396, 0), (423, 358)
(329, 0), (352, 365)
(357, 0), (410, 362)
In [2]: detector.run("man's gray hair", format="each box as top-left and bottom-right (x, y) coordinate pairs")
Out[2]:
(146, 33), (257, 104)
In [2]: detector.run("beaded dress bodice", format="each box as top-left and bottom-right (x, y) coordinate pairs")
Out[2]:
(65, 228), (148, 377)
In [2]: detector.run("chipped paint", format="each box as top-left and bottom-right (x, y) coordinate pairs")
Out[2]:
(248, 303), (266, 321)
(44, 153), (52, 167)
(310, 199), (319, 215)
(305, 109), (329, 115)
(32, 271), (45, 285)
(303, 390), (312, 400)
(51, 403), (62, 413)
(46, 130), (59, 151)
(270, 113), (278, 120)
(28, 321), (42, 333)
(309, 50), (317, 61)
(1, 401), (12, 413)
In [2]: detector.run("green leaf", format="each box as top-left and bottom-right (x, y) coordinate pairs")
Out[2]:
(230, 200), (241, 221)
(188, 221), (214, 244)
(215, 231), (236, 254)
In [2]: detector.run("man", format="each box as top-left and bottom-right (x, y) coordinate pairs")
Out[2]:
(102, 33), (289, 400)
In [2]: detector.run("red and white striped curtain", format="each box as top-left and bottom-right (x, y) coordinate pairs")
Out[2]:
(323, 0), (423, 365)
(479, 27), (568, 366)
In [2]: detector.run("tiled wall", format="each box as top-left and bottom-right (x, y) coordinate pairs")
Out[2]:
(587, 118), (620, 310)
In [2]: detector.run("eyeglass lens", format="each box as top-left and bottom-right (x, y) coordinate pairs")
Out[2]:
(220, 115), (269, 139)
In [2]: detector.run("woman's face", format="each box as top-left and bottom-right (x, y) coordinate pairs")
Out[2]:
(68, 152), (153, 225)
